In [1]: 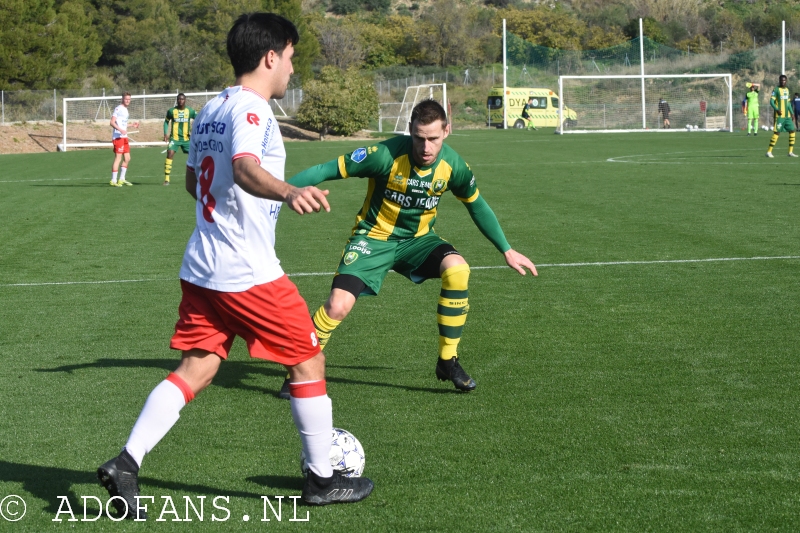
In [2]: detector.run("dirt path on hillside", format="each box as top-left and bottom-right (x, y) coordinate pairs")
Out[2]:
(0, 119), (372, 155)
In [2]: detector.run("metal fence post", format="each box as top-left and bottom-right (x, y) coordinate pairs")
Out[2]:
(1, 90), (4, 125)
(54, 89), (57, 122)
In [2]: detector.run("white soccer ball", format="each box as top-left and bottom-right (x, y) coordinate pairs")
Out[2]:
(685, 124), (692, 130)
(301, 427), (365, 478)
(693, 125), (699, 130)
(762, 125), (769, 131)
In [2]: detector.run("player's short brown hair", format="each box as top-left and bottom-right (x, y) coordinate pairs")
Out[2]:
(410, 99), (447, 128)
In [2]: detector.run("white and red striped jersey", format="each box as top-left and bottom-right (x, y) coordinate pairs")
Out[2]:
(181, 86), (286, 292)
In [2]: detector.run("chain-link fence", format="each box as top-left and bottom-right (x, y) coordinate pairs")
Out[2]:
(4, 29), (800, 130)
(0, 88), (305, 125)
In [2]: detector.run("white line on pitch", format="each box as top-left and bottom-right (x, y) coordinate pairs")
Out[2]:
(3, 255), (796, 288)
(0, 177), (99, 183)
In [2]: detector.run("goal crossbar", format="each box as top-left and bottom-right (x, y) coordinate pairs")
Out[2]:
(558, 73), (733, 134)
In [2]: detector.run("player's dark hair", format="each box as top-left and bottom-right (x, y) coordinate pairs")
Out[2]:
(779, 74), (787, 82)
(122, 92), (131, 97)
(227, 13), (299, 78)
(177, 93), (186, 101)
(410, 99), (447, 127)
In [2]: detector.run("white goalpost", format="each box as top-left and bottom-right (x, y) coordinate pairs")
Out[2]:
(557, 74), (733, 134)
(393, 83), (448, 135)
(58, 91), (219, 151)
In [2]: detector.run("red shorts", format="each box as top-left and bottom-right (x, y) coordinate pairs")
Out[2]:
(112, 138), (130, 154)
(170, 276), (321, 366)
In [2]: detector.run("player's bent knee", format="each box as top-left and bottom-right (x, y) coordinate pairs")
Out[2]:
(175, 349), (222, 393)
(287, 351), (326, 382)
(441, 263), (470, 290)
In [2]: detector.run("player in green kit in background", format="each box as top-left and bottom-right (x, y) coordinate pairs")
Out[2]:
(745, 83), (759, 136)
(766, 75), (797, 158)
(279, 100), (537, 397)
(163, 93), (197, 185)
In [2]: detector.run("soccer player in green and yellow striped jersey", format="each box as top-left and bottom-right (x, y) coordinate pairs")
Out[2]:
(163, 93), (197, 184)
(281, 100), (537, 396)
(766, 75), (797, 158)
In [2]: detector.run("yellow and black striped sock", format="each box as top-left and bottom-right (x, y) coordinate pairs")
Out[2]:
(164, 158), (172, 182)
(768, 133), (779, 152)
(312, 306), (341, 351)
(789, 132), (796, 153)
(437, 264), (470, 360)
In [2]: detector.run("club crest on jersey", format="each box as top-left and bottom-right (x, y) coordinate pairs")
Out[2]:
(351, 147), (367, 163)
(431, 178), (447, 194)
(343, 251), (358, 265)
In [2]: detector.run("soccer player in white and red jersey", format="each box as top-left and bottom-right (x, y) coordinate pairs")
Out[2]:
(109, 92), (139, 187)
(96, 13), (374, 519)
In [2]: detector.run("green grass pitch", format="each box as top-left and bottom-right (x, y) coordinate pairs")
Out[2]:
(0, 129), (798, 531)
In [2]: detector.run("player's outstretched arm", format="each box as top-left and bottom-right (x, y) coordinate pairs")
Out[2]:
(233, 157), (330, 214)
(503, 249), (537, 277)
(288, 159), (342, 187)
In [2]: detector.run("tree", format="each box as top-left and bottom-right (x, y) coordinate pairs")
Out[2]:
(296, 66), (378, 139)
(0, 0), (102, 89)
(500, 6), (587, 51)
(311, 16), (366, 70)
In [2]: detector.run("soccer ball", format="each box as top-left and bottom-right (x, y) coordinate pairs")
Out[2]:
(693, 125), (699, 130)
(762, 125), (769, 131)
(300, 428), (365, 478)
(685, 124), (692, 130)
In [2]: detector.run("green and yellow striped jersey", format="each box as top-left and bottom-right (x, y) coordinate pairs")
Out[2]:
(164, 106), (197, 141)
(770, 87), (791, 117)
(337, 135), (479, 241)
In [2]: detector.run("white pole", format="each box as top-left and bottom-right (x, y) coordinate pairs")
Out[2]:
(728, 74), (733, 132)
(53, 89), (57, 122)
(503, 18), (508, 130)
(782, 20), (786, 75)
(640, 18), (646, 129)
(558, 76), (563, 134)
(62, 97), (67, 152)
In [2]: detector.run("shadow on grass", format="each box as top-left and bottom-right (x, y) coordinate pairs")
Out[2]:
(0, 460), (271, 516)
(36, 358), (452, 396)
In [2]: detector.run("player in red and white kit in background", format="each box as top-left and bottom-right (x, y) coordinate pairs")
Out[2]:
(96, 13), (374, 520)
(109, 92), (139, 187)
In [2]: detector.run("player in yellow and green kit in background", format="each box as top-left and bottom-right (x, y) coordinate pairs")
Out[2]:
(766, 75), (797, 158)
(745, 83), (759, 136)
(163, 93), (197, 185)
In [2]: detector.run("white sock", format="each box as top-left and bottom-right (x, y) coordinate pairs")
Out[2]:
(119, 166), (128, 181)
(124, 379), (187, 467)
(290, 383), (333, 478)
(111, 171), (118, 183)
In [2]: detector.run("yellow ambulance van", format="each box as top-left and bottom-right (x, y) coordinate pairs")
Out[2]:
(486, 87), (577, 129)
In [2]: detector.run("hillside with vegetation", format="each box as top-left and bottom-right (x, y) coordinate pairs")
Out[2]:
(1, 0), (799, 93)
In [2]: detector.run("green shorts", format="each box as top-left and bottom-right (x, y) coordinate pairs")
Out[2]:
(774, 117), (796, 133)
(336, 233), (454, 295)
(168, 139), (190, 154)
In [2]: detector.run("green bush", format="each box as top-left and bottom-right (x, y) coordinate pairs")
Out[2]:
(297, 66), (379, 139)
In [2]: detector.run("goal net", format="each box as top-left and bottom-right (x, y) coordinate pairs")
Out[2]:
(58, 92), (219, 151)
(392, 84), (448, 135)
(557, 74), (732, 133)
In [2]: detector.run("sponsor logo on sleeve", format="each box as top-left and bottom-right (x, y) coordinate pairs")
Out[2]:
(351, 147), (367, 163)
(247, 113), (260, 125)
